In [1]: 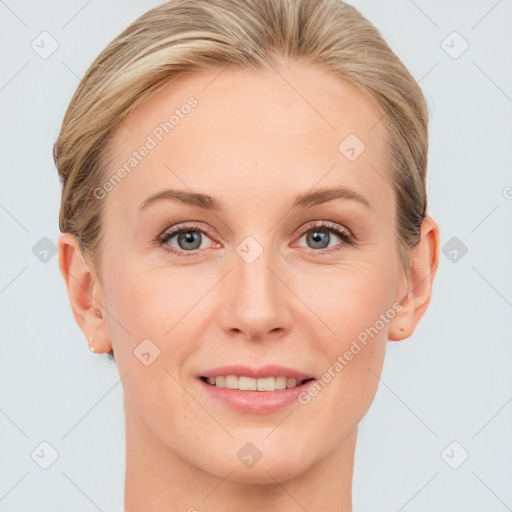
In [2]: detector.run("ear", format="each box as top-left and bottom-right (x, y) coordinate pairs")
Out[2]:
(58, 232), (112, 354)
(388, 215), (441, 341)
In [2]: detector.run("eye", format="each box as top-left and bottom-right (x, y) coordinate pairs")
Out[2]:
(157, 222), (217, 256)
(295, 221), (354, 253)
(156, 220), (355, 257)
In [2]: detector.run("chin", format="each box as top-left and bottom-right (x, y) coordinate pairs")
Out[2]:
(225, 462), (309, 485)
(199, 443), (315, 484)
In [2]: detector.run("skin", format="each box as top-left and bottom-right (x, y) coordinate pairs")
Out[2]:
(59, 61), (440, 511)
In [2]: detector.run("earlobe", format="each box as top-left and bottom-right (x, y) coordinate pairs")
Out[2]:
(58, 232), (111, 354)
(388, 215), (440, 341)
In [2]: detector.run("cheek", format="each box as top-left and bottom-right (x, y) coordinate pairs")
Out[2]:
(100, 262), (206, 435)
(295, 258), (396, 414)
(103, 258), (205, 339)
(101, 260), (216, 405)
(301, 255), (398, 345)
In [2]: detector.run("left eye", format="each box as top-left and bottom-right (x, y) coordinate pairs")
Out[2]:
(295, 222), (353, 252)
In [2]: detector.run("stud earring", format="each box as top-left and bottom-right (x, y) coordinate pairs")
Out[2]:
(88, 337), (95, 353)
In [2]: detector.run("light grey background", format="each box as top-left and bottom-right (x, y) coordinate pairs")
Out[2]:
(1, 1), (511, 511)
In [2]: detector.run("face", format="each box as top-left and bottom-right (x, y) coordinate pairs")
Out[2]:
(97, 61), (407, 482)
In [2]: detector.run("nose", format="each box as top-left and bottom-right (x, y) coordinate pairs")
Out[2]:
(217, 244), (293, 342)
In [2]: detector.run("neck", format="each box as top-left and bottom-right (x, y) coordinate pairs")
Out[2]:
(124, 396), (355, 512)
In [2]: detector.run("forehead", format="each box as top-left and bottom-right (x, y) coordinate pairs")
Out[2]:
(112, 61), (385, 148)
(105, 61), (394, 220)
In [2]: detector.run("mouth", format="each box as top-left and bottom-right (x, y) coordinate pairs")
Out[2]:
(199, 375), (315, 391)
(197, 365), (317, 413)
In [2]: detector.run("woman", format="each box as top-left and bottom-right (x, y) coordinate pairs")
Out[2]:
(54, 0), (440, 510)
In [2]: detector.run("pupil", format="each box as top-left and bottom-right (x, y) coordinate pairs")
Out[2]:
(179, 231), (201, 250)
(308, 230), (329, 249)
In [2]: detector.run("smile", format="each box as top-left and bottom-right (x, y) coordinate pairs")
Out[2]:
(200, 375), (314, 391)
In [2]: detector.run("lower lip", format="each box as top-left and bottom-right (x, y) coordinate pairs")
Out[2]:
(198, 377), (316, 413)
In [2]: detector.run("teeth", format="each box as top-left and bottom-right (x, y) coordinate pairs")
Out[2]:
(275, 376), (287, 390)
(239, 376), (257, 390)
(225, 375), (238, 389)
(204, 375), (306, 391)
(257, 377), (274, 391)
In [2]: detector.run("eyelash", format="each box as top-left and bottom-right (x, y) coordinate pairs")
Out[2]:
(156, 220), (356, 257)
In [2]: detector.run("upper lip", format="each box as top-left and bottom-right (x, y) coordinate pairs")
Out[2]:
(199, 364), (314, 381)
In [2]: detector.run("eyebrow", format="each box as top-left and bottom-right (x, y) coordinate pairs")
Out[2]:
(138, 186), (371, 211)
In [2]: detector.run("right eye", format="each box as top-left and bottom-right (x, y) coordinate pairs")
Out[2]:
(157, 222), (218, 256)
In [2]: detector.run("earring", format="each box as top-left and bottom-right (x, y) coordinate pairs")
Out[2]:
(88, 337), (95, 353)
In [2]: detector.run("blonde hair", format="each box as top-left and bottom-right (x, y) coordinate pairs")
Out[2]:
(54, 0), (429, 361)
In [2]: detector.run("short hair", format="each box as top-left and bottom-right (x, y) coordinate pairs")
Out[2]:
(54, 0), (430, 362)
